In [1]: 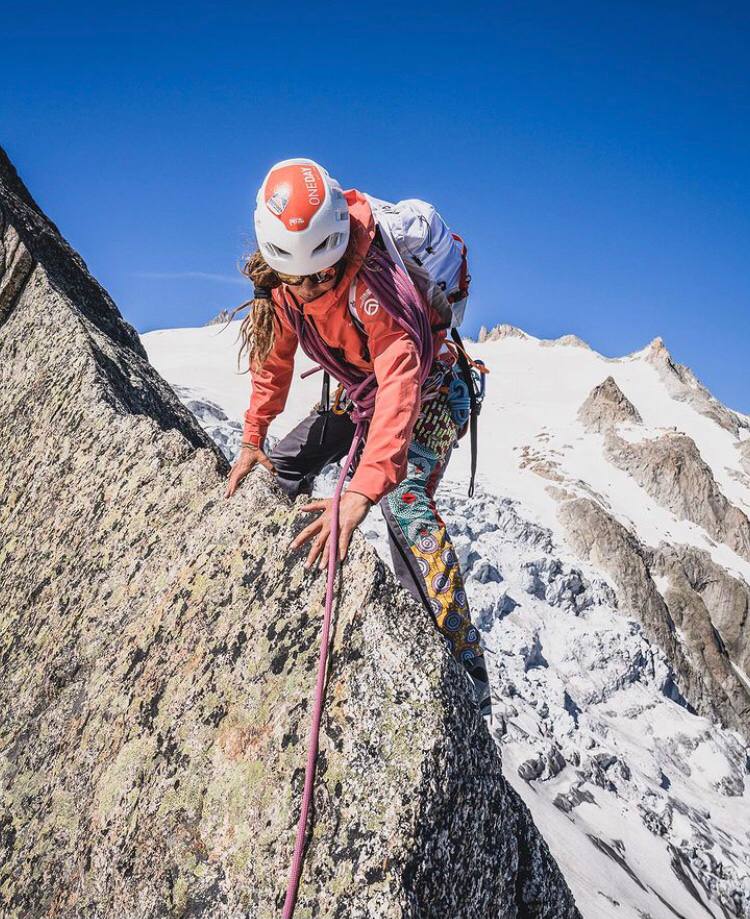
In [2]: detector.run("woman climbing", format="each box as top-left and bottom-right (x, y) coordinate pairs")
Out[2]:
(225, 157), (492, 720)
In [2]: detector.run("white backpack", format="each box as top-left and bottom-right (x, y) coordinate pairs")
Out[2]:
(364, 194), (471, 329)
(341, 193), (483, 496)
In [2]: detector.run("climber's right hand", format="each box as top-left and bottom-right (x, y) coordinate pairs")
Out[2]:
(225, 444), (276, 498)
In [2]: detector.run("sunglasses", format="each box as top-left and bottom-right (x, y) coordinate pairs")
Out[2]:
(275, 263), (340, 287)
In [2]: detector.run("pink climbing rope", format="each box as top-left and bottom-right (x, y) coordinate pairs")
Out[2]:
(281, 421), (366, 919)
(279, 243), (435, 917)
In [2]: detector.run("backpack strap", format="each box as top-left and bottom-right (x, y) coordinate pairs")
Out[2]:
(449, 233), (471, 303)
(450, 327), (479, 497)
(321, 370), (330, 411)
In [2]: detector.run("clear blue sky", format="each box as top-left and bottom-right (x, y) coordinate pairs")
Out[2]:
(3, 1), (749, 411)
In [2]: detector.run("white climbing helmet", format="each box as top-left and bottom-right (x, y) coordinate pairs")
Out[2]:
(254, 158), (350, 275)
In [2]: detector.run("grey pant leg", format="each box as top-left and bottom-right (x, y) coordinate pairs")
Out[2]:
(268, 408), (356, 500)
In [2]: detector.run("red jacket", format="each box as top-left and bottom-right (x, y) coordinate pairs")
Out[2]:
(243, 189), (453, 504)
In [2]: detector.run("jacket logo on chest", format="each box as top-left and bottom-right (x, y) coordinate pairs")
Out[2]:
(362, 295), (379, 317)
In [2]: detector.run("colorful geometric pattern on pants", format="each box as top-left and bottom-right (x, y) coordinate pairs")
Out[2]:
(380, 382), (492, 716)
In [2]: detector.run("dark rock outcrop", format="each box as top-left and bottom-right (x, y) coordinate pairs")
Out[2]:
(0, 147), (580, 917)
(577, 376), (643, 433)
(604, 430), (750, 562)
(558, 497), (750, 740)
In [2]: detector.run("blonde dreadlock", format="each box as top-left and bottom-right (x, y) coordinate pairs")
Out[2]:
(226, 250), (283, 372)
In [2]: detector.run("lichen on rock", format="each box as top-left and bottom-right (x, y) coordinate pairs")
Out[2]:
(0, 147), (580, 918)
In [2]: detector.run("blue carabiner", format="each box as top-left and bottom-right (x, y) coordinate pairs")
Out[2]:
(472, 359), (487, 404)
(447, 372), (471, 426)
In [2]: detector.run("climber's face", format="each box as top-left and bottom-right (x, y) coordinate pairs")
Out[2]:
(276, 259), (342, 302)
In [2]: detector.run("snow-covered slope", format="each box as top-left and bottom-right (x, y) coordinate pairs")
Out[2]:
(143, 321), (750, 919)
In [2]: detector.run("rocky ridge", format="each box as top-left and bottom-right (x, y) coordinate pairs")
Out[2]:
(477, 323), (529, 342)
(605, 430), (750, 562)
(641, 336), (749, 437)
(557, 496), (750, 739)
(477, 325), (594, 350)
(0, 149), (581, 916)
(544, 376), (750, 743)
(181, 412), (750, 916)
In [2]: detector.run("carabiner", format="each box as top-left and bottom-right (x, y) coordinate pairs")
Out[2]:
(472, 359), (487, 403)
(331, 384), (351, 416)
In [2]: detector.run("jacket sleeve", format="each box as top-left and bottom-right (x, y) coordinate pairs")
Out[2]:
(242, 308), (299, 445)
(347, 292), (422, 503)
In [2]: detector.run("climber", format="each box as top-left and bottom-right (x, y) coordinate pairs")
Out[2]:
(225, 157), (491, 720)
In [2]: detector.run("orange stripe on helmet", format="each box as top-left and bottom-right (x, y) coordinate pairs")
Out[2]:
(264, 162), (326, 232)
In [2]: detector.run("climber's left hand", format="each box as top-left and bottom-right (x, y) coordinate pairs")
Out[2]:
(290, 491), (372, 571)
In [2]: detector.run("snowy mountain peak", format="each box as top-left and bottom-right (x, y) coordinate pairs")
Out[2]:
(623, 335), (673, 365)
(476, 325), (593, 350)
(646, 334), (669, 355)
(477, 322), (529, 342)
(540, 333), (592, 349)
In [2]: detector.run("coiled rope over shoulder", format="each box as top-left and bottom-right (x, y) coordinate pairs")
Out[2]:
(281, 244), (435, 423)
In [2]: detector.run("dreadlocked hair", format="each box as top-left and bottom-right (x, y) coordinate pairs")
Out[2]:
(226, 250), (283, 372)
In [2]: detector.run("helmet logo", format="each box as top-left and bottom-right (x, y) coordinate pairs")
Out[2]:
(266, 182), (291, 216)
(301, 166), (321, 205)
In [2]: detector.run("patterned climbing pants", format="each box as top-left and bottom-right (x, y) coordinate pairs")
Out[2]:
(268, 364), (490, 714)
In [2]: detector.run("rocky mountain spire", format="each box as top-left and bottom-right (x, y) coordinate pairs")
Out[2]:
(0, 148), (579, 916)
(577, 376), (643, 432)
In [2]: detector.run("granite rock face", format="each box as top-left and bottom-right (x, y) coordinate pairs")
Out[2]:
(477, 323), (529, 342)
(563, 365), (750, 741)
(652, 543), (750, 706)
(0, 147), (580, 917)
